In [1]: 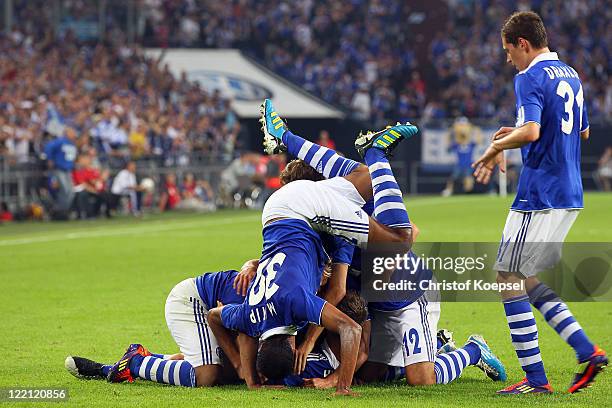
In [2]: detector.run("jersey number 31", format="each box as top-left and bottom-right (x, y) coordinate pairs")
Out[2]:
(556, 81), (584, 135)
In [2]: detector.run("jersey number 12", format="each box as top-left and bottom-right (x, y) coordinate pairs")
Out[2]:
(556, 81), (584, 135)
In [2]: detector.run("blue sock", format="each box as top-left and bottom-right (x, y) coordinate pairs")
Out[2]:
(384, 366), (405, 382)
(129, 355), (195, 387)
(363, 148), (410, 228)
(503, 295), (548, 386)
(101, 365), (112, 376)
(434, 346), (476, 384)
(281, 130), (359, 177)
(529, 283), (595, 362)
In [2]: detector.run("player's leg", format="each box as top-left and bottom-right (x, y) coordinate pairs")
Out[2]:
(260, 99), (362, 179)
(494, 211), (552, 394)
(435, 334), (506, 384)
(162, 279), (224, 386)
(524, 210), (606, 393)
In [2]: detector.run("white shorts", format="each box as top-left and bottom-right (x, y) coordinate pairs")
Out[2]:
(367, 295), (440, 367)
(165, 278), (222, 367)
(262, 178), (369, 245)
(494, 209), (579, 277)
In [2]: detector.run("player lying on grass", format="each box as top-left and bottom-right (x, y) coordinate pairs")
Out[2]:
(207, 101), (422, 396)
(63, 263), (348, 389)
(259, 101), (507, 386)
(65, 269), (248, 387)
(471, 11), (607, 394)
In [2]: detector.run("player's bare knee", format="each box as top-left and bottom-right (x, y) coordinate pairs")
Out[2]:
(405, 362), (436, 386)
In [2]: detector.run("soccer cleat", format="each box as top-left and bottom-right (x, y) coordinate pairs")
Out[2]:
(437, 329), (457, 354)
(568, 345), (608, 393)
(106, 343), (151, 383)
(497, 378), (553, 395)
(354, 122), (419, 158)
(467, 334), (507, 382)
(259, 98), (288, 155)
(65, 356), (106, 379)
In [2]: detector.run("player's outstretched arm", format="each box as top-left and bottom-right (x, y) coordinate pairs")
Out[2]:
(319, 303), (361, 396)
(295, 263), (349, 374)
(472, 123), (540, 183)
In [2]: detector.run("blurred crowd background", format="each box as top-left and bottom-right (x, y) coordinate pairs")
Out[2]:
(0, 0), (610, 222)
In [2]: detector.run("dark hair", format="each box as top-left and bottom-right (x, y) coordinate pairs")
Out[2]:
(337, 290), (368, 325)
(279, 159), (324, 186)
(256, 335), (294, 380)
(501, 11), (548, 48)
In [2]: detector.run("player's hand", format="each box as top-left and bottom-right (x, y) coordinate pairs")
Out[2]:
(472, 144), (504, 184)
(303, 377), (335, 389)
(294, 341), (315, 374)
(233, 263), (257, 296)
(493, 126), (515, 140)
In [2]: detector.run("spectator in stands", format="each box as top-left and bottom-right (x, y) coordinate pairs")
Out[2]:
(72, 154), (102, 219)
(159, 173), (181, 212)
(0, 201), (13, 223)
(317, 130), (336, 150)
(109, 161), (143, 216)
(596, 147), (612, 192)
(43, 126), (78, 216)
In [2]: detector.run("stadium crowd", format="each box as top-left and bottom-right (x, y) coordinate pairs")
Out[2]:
(0, 26), (240, 168)
(138, 0), (611, 125)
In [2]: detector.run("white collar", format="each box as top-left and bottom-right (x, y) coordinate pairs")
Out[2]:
(518, 51), (559, 74)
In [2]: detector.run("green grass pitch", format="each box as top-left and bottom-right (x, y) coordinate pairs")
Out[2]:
(1, 193), (610, 407)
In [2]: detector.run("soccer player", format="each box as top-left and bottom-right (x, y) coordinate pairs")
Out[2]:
(207, 99), (421, 396)
(472, 11), (607, 394)
(263, 118), (506, 387)
(66, 269), (246, 387)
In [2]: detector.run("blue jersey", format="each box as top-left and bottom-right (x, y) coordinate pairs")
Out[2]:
(349, 198), (432, 311)
(221, 219), (328, 339)
(44, 137), (77, 171)
(512, 52), (587, 211)
(450, 142), (476, 169)
(195, 270), (244, 310)
(283, 340), (339, 387)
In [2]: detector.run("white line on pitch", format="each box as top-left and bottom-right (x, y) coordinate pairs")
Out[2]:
(0, 215), (261, 247)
